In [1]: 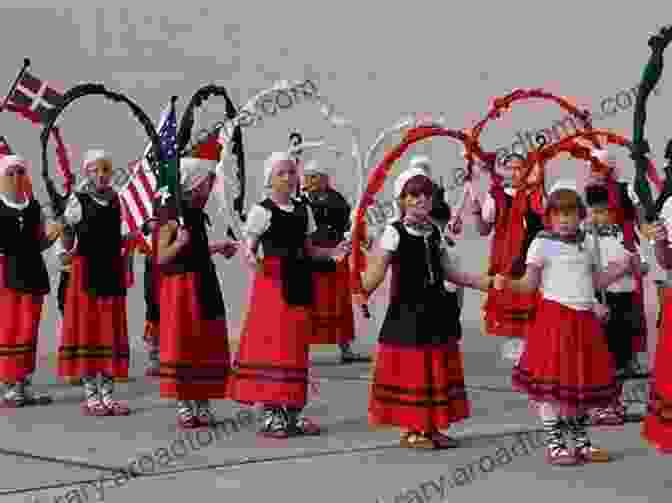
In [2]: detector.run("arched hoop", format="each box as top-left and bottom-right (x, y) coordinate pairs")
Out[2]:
(533, 128), (663, 200)
(175, 84), (246, 240)
(350, 125), (479, 314)
(363, 113), (487, 236)
(632, 25), (672, 220)
(466, 88), (596, 186)
(39, 83), (161, 217)
(219, 79), (365, 205)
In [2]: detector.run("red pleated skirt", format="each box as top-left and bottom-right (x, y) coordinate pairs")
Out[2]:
(228, 257), (312, 408)
(512, 298), (618, 416)
(482, 288), (539, 338)
(369, 340), (470, 431)
(642, 289), (672, 452)
(159, 272), (230, 400)
(58, 256), (129, 379)
(307, 259), (354, 345)
(0, 256), (44, 382)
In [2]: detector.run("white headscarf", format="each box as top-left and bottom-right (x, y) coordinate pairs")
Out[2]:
(263, 151), (295, 188)
(389, 166), (433, 221)
(0, 154), (27, 175)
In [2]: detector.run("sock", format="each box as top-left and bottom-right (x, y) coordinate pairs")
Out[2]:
(566, 415), (591, 450)
(82, 375), (99, 406)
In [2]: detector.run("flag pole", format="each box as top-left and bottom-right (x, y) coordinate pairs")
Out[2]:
(0, 58), (30, 113)
(171, 95), (185, 227)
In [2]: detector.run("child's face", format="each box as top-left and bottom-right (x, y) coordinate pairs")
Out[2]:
(550, 207), (580, 235)
(270, 161), (299, 194)
(589, 205), (612, 226)
(401, 191), (433, 220)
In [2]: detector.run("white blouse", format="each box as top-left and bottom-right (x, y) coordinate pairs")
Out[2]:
(526, 235), (598, 311)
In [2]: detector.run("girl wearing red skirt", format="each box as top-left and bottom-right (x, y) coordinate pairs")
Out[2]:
(643, 198), (672, 453)
(472, 155), (544, 363)
(60, 150), (133, 416)
(495, 181), (635, 465)
(360, 166), (491, 449)
(0, 154), (62, 406)
(156, 151), (238, 429)
(229, 151), (347, 438)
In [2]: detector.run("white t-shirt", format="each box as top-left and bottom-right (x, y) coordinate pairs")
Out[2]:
(526, 235), (597, 310)
(244, 200), (317, 255)
(583, 232), (634, 293)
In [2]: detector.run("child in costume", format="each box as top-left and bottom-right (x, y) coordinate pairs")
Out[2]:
(229, 151), (348, 437)
(495, 181), (636, 465)
(0, 154), (62, 406)
(584, 149), (649, 376)
(155, 144), (238, 429)
(584, 184), (647, 425)
(361, 166), (492, 449)
(472, 154), (544, 363)
(301, 159), (368, 363)
(642, 199), (672, 453)
(59, 150), (133, 416)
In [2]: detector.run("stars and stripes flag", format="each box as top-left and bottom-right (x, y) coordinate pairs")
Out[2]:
(118, 102), (173, 253)
(5, 70), (64, 124)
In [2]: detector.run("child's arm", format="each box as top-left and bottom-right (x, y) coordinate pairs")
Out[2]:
(361, 250), (393, 295)
(494, 264), (542, 293)
(593, 256), (633, 290)
(440, 249), (492, 291)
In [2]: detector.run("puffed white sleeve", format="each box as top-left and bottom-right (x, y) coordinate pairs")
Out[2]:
(244, 204), (272, 238)
(481, 193), (496, 224)
(661, 198), (672, 248)
(63, 193), (82, 226)
(525, 237), (546, 268)
(378, 225), (400, 252)
(626, 182), (640, 207)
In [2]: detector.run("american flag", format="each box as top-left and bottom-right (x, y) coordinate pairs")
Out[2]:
(119, 157), (156, 251)
(6, 70), (64, 124)
(118, 103), (172, 252)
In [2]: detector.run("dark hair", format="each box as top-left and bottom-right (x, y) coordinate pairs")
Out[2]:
(429, 185), (452, 221)
(584, 184), (610, 207)
(400, 174), (434, 198)
(545, 189), (586, 218)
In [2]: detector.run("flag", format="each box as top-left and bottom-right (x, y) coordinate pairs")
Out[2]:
(0, 136), (12, 156)
(6, 70), (64, 124)
(119, 158), (156, 252)
(154, 100), (179, 208)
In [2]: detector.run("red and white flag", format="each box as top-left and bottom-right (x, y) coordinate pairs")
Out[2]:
(119, 158), (156, 252)
(6, 70), (64, 124)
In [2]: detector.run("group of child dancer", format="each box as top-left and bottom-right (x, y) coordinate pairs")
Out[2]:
(0, 129), (670, 466)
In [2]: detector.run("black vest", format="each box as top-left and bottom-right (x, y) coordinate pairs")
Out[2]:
(160, 207), (225, 319)
(379, 222), (459, 346)
(0, 198), (50, 294)
(74, 193), (126, 297)
(259, 198), (313, 306)
(303, 189), (350, 247)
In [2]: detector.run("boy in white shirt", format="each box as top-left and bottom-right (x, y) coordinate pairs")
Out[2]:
(584, 184), (646, 425)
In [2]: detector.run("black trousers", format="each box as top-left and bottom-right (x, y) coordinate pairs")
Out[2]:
(57, 271), (70, 315)
(603, 291), (642, 372)
(144, 256), (160, 322)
